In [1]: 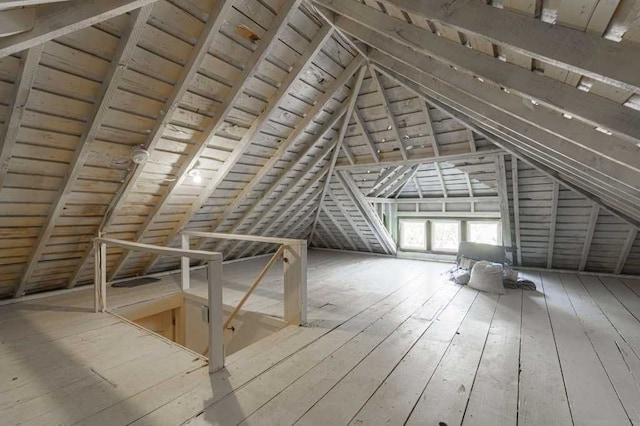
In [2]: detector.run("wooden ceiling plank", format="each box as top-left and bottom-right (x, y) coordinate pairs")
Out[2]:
(0, 0), (158, 58)
(107, 0), (305, 281)
(327, 188), (373, 251)
(317, 0), (640, 145)
(310, 66), (367, 240)
(13, 5), (153, 297)
(317, 217), (344, 249)
(369, 66), (408, 160)
(0, 44), (42, 189)
(370, 0), (640, 93)
(579, 204), (599, 271)
(321, 205), (358, 251)
(615, 227), (637, 274)
(67, 0), (235, 288)
(182, 54), (364, 257)
(341, 143), (356, 165)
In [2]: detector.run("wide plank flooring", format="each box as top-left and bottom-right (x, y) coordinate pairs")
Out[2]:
(2, 250), (640, 425)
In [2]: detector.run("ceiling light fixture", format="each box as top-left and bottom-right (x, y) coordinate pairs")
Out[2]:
(188, 168), (202, 184)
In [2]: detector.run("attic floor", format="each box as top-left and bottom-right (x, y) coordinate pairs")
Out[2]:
(1, 249), (640, 425)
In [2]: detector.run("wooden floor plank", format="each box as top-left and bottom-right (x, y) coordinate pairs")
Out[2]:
(462, 289), (522, 426)
(562, 274), (640, 423)
(405, 291), (499, 426)
(517, 272), (572, 426)
(540, 272), (630, 425)
(351, 286), (479, 425)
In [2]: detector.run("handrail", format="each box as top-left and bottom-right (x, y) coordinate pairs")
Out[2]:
(181, 230), (305, 246)
(93, 237), (225, 372)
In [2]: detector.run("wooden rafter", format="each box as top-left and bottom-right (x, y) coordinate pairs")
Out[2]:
(316, 0), (640, 144)
(67, 0), (235, 288)
(108, 0), (303, 281)
(433, 163), (447, 198)
(310, 66), (367, 240)
(338, 170), (396, 254)
(369, 66), (408, 160)
(352, 106), (379, 163)
(0, 0), (158, 58)
(413, 176), (423, 198)
(371, 166), (411, 198)
(184, 56), (365, 258)
(376, 63), (640, 228)
(376, 0), (640, 93)
(368, 53), (640, 223)
(13, 6), (153, 297)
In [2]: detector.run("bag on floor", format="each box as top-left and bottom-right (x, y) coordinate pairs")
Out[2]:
(468, 261), (505, 294)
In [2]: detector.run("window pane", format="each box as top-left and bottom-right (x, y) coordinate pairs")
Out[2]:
(468, 222), (500, 245)
(432, 221), (460, 252)
(400, 221), (426, 250)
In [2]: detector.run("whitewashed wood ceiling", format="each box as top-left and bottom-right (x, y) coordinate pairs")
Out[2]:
(0, 0), (639, 298)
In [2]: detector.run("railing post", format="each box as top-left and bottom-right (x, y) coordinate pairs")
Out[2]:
(208, 258), (224, 372)
(283, 241), (307, 325)
(181, 234), (190, 291)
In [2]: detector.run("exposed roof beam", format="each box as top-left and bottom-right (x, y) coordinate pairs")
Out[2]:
(413, 176), (423, 199)
(579, 205), (599, 271)
(315, 0), (640, 144)
(371, 166), (411, 198)
(67, 0), (234, 288)
(352, 106), (379, 163)
(547, 182), (559, 269)
(327, 188), (372, 251)
(369, 66), (408, 160)
(0, 7), (35, 37)
(433, 163), (447, 198)
(0, 45), (42, 188)
(0, 0), (158, 58)
(310, 66), (367, 240)
(341, 144), (356, 165)
(0, 1), (71, 9)
(377, 0), (640, 93)
(390, 166), (419, 198)
(378, 62), (640, 229)
(13, 6), (153, 297)
(368, 196), (498, 204)
(368, 51), (640, 221)
(615, 227), (637, 274)
(338, 170), (396, 254)
(337, 149), (503, 172)
(184, 55), (364, 255)
(367, 166), (401, 195)
(321, 205), (358, 251)
(107, 0), (303, 281)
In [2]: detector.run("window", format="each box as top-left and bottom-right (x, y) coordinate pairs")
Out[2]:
(400, 220), (427, 250)
(467, 221), (501, 245)
(431, 221), (460, 252)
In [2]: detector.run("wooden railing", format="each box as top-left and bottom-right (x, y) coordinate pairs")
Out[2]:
(93, 237), (225, 372)
(181, 231), (307, 326)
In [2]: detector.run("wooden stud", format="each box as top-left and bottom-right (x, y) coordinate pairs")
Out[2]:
(496, 155), (513, 261)
(615, 227), (637, 274)
(580, 204), (599, 271)
(547, 182), (559, 269)
(512, 156), (522, 265)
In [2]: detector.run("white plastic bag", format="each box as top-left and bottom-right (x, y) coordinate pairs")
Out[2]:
(468, 261), (505, 294)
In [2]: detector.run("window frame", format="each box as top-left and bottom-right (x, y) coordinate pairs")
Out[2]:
(466, 220), (502, 246)
(430, 220), (462, 253)
(399, 219), (428, 251)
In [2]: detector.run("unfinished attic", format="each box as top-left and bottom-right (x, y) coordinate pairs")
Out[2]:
(1, 0), (640, 424)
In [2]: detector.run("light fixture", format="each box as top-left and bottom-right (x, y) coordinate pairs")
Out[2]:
(188, 168), (202, 183)
(130, 146), (150, 164)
